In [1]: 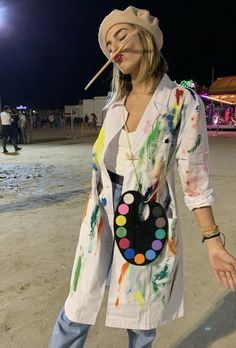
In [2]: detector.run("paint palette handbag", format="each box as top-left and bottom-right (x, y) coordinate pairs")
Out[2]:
(114, 190), (168, 265)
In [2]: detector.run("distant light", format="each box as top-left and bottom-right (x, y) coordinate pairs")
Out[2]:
(16, 105), (27, 110)
(200, 95), (235, 105)
(0, 7), (7, 28)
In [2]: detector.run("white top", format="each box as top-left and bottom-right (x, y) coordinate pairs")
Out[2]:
(106, 129), (135, 176)
(0, 111), (11, 125)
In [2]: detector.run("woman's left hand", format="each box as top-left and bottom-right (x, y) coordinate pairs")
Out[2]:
(207, 238), (236, 291)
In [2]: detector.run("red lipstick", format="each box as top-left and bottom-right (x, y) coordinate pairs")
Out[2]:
(114, 54), (122, 63)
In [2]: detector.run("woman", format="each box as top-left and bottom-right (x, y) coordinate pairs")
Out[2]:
(49, 6), (236, 348)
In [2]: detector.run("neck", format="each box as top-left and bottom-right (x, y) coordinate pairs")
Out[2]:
(130, 77), (160, 96)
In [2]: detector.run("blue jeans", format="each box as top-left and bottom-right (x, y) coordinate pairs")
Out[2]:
(48, 181), (157, 348)
(49, 309), (156, 348)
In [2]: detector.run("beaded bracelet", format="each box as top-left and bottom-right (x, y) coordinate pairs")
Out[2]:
(200, 224), (219, 233)
(202, 229), (220, 238)
(202, 232), (225, 247)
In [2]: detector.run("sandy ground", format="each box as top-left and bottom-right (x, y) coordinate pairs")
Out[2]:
(0, 133), (236, 348)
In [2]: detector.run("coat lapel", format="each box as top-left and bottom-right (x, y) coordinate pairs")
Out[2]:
(131, 74), (175, 153)
(103, 98), (127, 151)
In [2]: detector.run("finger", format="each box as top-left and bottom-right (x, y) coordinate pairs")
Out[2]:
(213, 270), (221, 284)
(218, 270), (231, 290)
(225, 271), (236, 291)
(231, 270), (236, 288)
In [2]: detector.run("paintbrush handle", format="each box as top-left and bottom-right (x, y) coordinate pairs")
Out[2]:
(84, 29), (138, 91)
(84, 60), (111, 91)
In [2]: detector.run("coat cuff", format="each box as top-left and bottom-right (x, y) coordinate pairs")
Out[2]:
(184, 188), (216, 211)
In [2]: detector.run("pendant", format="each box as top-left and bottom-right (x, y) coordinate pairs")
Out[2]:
(127, 153), (137, 161)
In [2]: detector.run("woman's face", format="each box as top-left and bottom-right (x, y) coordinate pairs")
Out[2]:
(105, 23), (143, 77)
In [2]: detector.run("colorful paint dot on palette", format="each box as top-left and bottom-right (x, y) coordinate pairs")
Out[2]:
(115, 215), (126, 226)
(152, 206), (163, 217)
(124, 248), (135, 260)
(152, 240), (163, 251)
(134, 253), (145, 265)
(145, 249), (156, 261)
(155, 217), (166, 228)
(116, 227), (127, 238)
(114, 190), (168, 266)
(123, 193), (134, 204)
(118, 203), (129, 215)
(119, 238), (130, 249)
(155, 229), (166, 239)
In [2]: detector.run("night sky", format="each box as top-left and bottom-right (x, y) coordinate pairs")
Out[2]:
(0, 0), (235, 109)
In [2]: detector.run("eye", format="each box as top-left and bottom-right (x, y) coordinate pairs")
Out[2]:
(119, 34), (127, 41)
(106, 45), (112, 53)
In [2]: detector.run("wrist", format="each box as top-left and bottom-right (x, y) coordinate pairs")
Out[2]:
(205, 235), (225, 249)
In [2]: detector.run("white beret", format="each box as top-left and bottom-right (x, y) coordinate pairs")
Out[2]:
(98, 6), (163, 58)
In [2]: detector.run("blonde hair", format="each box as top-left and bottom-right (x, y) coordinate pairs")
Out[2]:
(108, 24), (168, 105)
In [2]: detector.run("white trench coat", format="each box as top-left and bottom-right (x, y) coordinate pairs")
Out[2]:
(65, 74), (215, 330)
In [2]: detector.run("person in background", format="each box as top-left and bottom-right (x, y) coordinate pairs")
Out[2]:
(54, 113), (59, 129)
(84, 113), (89, 123)
(18, 111), (27, 144)
(48, 114), (54, 128)
(10, 110), (22, 151)
(88, 113), (93, 128)
(59, 113), (65, 130)
(0, 105), (21, 153)
(0, 105), (12, 153)
(49, 6), (236, 348)
(32, 112), (37, 128)
(92, 112), (97, 130)
(224, 107), (230, 124)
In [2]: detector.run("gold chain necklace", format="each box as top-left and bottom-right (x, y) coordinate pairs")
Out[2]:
(123, 114), (160, 203)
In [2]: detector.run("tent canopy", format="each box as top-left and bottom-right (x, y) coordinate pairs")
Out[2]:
(208, 76), (236, 104)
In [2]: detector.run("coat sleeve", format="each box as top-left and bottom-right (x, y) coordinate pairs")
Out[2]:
(176, 90), (216, 211)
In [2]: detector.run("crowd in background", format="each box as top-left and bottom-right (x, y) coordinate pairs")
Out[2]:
(0, 107), (99, 151)
(2, 101), (234, 150)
